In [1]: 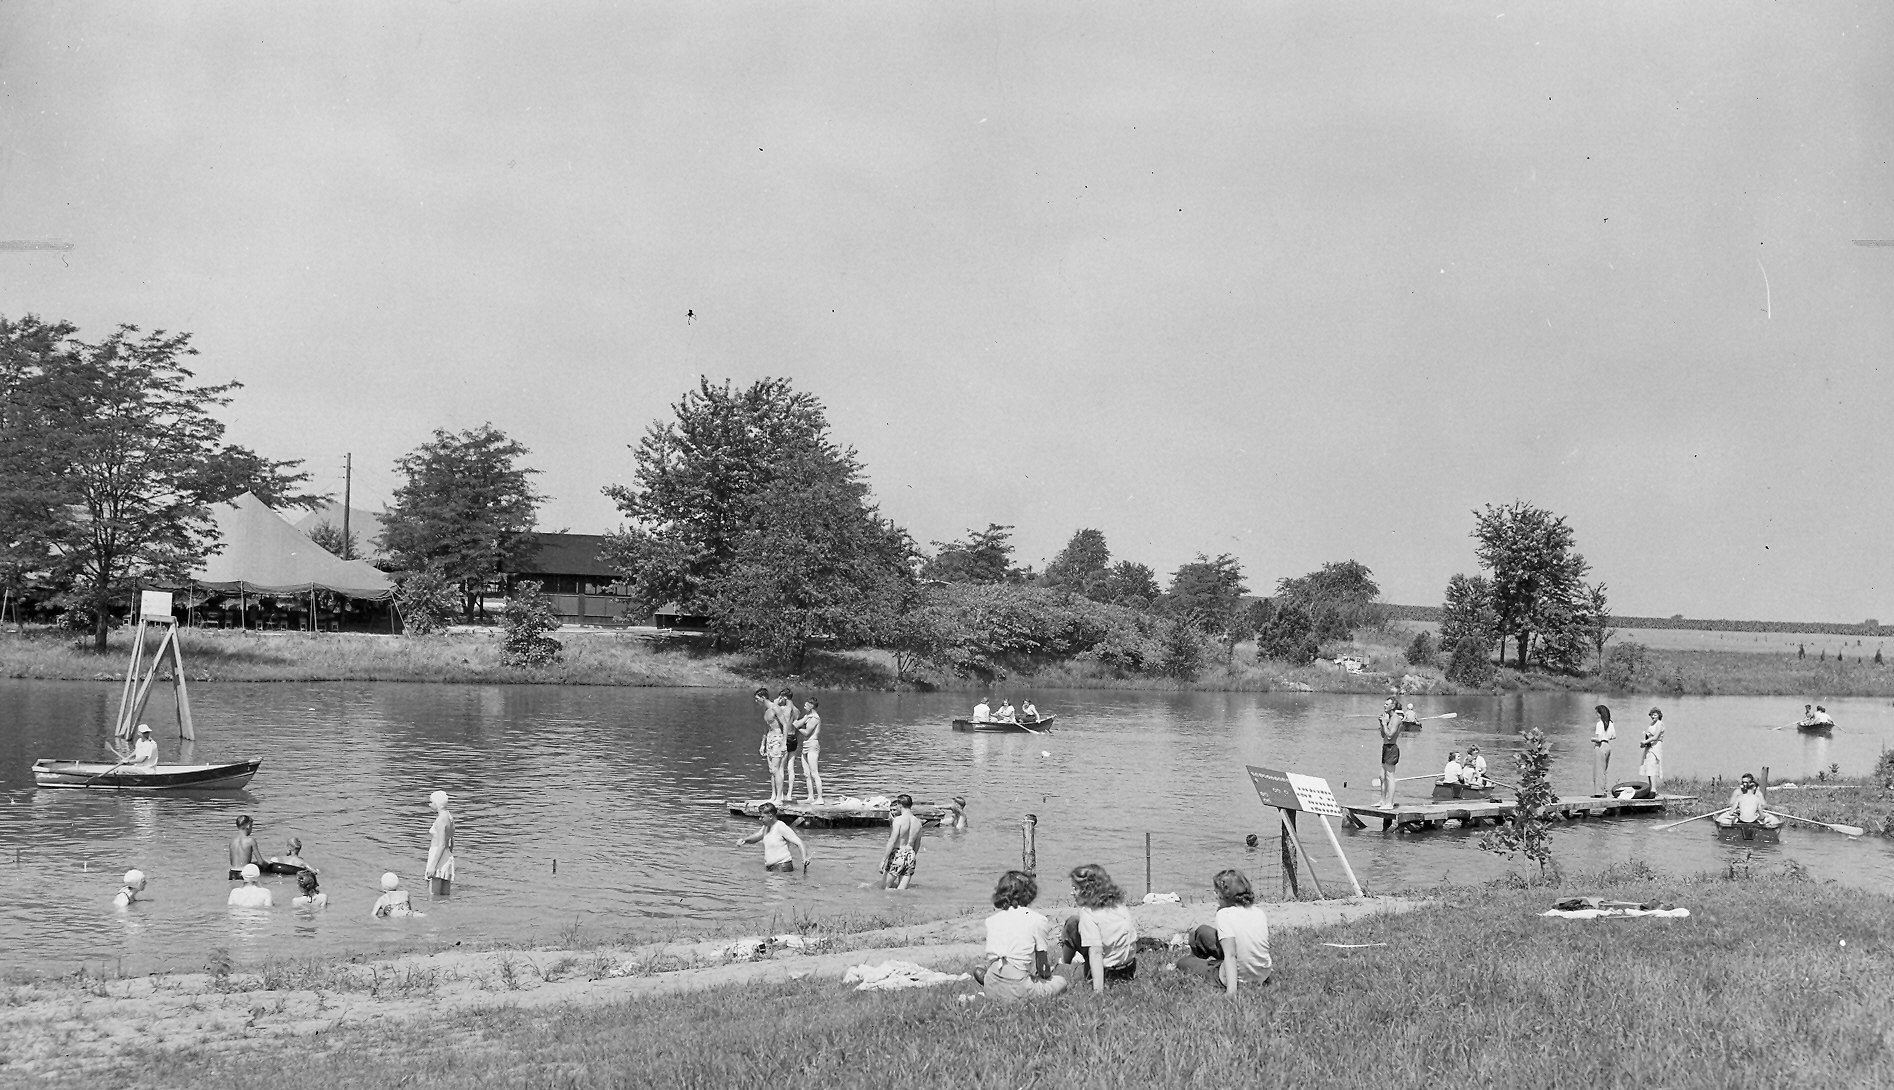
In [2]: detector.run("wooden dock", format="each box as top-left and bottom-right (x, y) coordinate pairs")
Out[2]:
(1341, 793), (1697, 832)
(726, 797), (955, 828)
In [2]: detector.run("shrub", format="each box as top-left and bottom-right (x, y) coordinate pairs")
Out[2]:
(1256, 603), (1319, 665)
(1445, 637), (1494, 687)
(1405, 631), (1437, 667)
(1600, 641), (1650, 691)
(1157, 619), (1207, 679)
(395, 568), (459, 636)
(1875, 749), (1894, 788)
(501, 581), (563, 667)
(1480, 728), (1556, 879)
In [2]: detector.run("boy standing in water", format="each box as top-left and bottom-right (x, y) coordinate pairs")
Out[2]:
(879, 794), (924, 890)
(228, 816), (265, 879)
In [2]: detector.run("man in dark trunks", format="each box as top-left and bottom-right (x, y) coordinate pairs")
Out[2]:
(1377, 698), (1402, 809)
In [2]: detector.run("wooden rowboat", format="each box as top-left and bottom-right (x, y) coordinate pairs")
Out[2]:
(950, 716), (1055, 733)
(1795, 722), (1836, 734)
(1713, 819), (1782, 844)
(1431, 781), (1498, 800)
(33, 758), (262, 791)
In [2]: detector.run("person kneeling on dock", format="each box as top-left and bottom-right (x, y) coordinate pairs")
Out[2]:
(1175, 869), (1270, 997)
(737, 802), (809, 873)
(1060, 864), (1137, 991)
(973, 870), (1068, 1001)
(1715, 773), (1779, 828)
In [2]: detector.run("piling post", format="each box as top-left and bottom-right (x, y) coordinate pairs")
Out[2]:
(1021, 814), (1037, 876)
(1144, 832), (1152, 896)
(1279, 813), (1327, 899)
(1279, 809), (1299, 900)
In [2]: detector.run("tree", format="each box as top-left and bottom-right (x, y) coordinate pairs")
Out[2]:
(1580, 582), (1614, 673)
(1163, 554), (1249, 649)
(1255, 602), (1320, 665)
(699, 451), (914, 668)
(1040, 529), (1112, 599)
(1479, 729), (1557, 880)
(1471, 501), (1591, 670)
(0, 316), (319, 650)
(1405, 630), (1437, 667)
(394, 567), (458, 636)
(1273, 560), (1387, 640)
(1100, 560), (1160, 610)
(1438, 574), (1497, 663)
(378, 423), (543, 621)
(306, 520), (359, 561)
(921, 524), (1020, 584)
(501, 580), (563, 667)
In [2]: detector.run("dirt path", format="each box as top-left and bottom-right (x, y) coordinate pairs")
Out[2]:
(0, 895), (1422, 1078)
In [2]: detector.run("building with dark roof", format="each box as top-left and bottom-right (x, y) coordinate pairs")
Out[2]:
(507, 533), (632, 626)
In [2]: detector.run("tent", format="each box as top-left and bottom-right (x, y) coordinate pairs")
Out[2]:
(190, 492), (395, 599)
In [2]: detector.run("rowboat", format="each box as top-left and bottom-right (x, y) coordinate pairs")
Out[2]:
(1713, 819), (1782, 844)
(1795, 721), (1835, 734)
(32, 591), (262, 792)
(1431, 781), (1498, 800)
(33, 759), (262, 791)
(950, 715), (1055, 733)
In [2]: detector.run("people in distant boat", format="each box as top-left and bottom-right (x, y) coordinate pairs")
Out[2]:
(778, 689), (801, 800)
(1021, 699), (1039, 723)
(114, 869), (147, 907)
(269, 838), (314, 875)
(1442, 751), (1465, 784)
(1401, 703), (1420, 730)
(994, 699), (1017, 723)
(972, 698), (992, 723)
(1640, 708), (1665, 789)
(292, 869), (328, 909)
(228, 816), (266, 880)
(879, 794), (925, 890)
(372, 872), (423, 918)
(1716, 772), (1779, 828)
(974, 870), (1068, 1001)
(795, 698), (823, 803)
(126, 723), (159, 769)
(1795, 703), (1816, 727)
(425, 791), (456, 896)
(756, 687), (788, 802)
(1060, 864), (1137, 991)
(1376, 698), (1402, 809)
(1813, 705), (1836, 727)
(1175, 868), (1271, 995)
(1591, 705), (1616, 796)
(227, 864), (273, 908)
(737, 802), (809, 873)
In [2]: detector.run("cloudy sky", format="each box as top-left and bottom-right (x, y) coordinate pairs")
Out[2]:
(3, 3), (1890, 621)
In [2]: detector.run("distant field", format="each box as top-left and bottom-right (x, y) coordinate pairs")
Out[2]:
(1402, 620), (1888, 659)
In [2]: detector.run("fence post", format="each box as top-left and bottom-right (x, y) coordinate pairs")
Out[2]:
(1145, 832), (1152, 896)
(1021, 814), (1037, 876)
(1279, 809), (1299, 900)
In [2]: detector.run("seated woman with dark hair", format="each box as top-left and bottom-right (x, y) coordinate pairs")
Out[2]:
(1175, 869), (1271, 996)
(1060, 863), (1138, 990)
(973, 870), (1068, 1001)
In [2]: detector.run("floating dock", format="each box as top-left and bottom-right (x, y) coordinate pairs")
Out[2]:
(1342, 793), (1698, 832)
(726, 797), (955, 828)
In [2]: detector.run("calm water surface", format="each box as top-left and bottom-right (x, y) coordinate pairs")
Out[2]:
(4, 680), (1892, 974)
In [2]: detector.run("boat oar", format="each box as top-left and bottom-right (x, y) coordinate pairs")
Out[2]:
(1419, 713), (1459, 721)
(1656, 808), (1731, 832)
(1764, 809), (1865, 837)
(81, 758), (132, 789)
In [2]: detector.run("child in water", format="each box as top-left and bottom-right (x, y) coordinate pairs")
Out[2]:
(371, 872), (423, 918)
(293, 869), (328, 908)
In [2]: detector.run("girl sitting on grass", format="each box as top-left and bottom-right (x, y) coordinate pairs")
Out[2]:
(1060, 863), (1138, 990)
(974, 870), (1068, 1001)
(1175, 868), (1271, 996)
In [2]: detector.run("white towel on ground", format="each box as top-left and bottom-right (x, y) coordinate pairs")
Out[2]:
(842, 960), (972, 991)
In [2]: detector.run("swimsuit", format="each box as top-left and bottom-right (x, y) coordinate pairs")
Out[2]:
(765, 730), (786, 762)
(764, 860), (797, 873)
(1381, 743), (1400, 766)
(887, 844), (918, 879)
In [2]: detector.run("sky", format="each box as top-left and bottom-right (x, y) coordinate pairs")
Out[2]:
(2, 3), (1891, 622)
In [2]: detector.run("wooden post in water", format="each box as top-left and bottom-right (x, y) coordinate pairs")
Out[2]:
(1020, 814), (1037, 876)
(1145, 832), (1152, 896)
(1279, 810), (1299, 900)
(1279, 811), (1328, 900)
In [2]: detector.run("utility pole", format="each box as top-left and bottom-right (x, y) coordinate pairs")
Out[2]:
(341, 452), (352, 560)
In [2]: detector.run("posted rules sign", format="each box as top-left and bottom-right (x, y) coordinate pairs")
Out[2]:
(1246, 765), (1342, 818)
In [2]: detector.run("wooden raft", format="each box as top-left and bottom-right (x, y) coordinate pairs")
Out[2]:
(1342, 793), (1698, 832)
(725, 798), (952, 828)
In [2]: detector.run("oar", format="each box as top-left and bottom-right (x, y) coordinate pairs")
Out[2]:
(1657, 808), (1731, 831)
(1419, 713), (1459, 721)
(1764, 809), (1865, 837)
(81, 757), (132, 788)
(1369, 774), (1435, 789)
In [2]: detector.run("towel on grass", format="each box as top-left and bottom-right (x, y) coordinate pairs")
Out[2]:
(1541, 906), (1690, 920)
(843, 960), (972, 991)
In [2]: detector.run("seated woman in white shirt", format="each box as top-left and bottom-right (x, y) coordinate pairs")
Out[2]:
(1441, 752), (1464, 784)
(1175, 869), (1271, 995)
(974, 870), (1068, 1001)
(1059, 863), (1138, 990)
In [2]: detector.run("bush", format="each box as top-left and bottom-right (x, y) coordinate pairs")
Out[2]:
(1445, 637), (1494, 687)
(1479, 728), (1556, 879)
(1256, 603), (1319, 665)
(1405, 631), (1437, 667)
(501, 581), (563, 667)
(1157, 619), (1207, 679)
(1601, 641), (1651, 691)
(395, 568), (458, 636)
(1875, 749), (1894, 788)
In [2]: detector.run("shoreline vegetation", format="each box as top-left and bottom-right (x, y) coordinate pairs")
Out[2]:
(6, 623), (1894, 698)
(7, 869), (1892, 1087)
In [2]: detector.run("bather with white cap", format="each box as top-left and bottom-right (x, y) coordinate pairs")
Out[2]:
(425, 790), (456, 896)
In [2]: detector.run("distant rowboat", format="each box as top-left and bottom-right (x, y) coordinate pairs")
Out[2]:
(951, 716), (1055, 734)
(33, 759), (262, 791)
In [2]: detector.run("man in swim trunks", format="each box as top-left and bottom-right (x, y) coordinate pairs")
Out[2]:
(737, 803), (809, 873)
(1377, 698), (1401, 809)
(1716, 773), (1780, 828)
(228, 815), (265, 880)
(755, 688), (788, 801)
(777, 689), (800, 800)
(879, 794), (924, 890)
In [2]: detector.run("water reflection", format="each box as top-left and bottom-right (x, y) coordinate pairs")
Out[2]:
(5, 680), (1894, 973)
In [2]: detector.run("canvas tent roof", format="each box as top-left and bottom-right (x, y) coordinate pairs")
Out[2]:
(190, 492), (395, 599)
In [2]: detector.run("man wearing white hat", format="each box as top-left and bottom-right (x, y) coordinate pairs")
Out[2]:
(128, 724), (160, 769)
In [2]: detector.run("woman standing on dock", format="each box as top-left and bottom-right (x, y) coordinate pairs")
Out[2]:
(1640, 708), (1665, 790)
(795, 698), (823, 803)
(1592, 705), (1616, 796)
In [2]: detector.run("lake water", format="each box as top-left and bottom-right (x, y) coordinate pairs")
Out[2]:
(3, 680), (1892, 975)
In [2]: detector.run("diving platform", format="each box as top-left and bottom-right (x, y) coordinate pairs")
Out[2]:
(1341, 793), (1698, 832)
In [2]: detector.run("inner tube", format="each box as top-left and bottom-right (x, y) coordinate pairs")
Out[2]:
(1610, 780), (1657, 800)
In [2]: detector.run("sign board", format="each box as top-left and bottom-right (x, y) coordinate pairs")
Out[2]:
(1246, 765), (1342, 818)
(139, 590), (174, 622)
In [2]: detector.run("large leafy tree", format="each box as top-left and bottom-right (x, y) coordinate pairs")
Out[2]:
(378, 423), (543, 620)
(602, 377), (911, 661)
(1471, 501), (1591, 670)
(1273, 559), (1386, 640)
(1100, 560), (1161, 610)
(1163, 553), (1249, 661)
(0, 316), (318, 650)
(1439, 572), (1499, 683)
(921, 523), (1023, 584)
(1040, 528), (1112, 598)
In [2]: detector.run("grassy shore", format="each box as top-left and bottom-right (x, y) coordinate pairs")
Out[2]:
(1660, 775), (1894, 838)
(9, 870), (1892, 1089)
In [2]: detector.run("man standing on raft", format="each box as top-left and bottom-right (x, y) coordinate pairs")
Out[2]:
(1376, 697), (1401, 809)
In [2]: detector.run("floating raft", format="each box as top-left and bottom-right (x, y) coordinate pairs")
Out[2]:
(726, 797), (954, 828)
(1342, 793), (1698, 832)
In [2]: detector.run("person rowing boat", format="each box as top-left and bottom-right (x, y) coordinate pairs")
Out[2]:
(1714, 772), (1780, 829)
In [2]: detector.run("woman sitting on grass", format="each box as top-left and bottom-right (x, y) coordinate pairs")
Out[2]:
(974, 870), (1068, 1001)
(1060, 863), (1138, 990)
(1175, 869), (1271, 996)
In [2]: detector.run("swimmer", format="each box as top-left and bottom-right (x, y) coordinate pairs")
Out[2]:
(227, 864), (273, 908)
(113, 869), (147, 907)
(228, 816), (265, 879)
(371, 872), (423, 918)
(425, 791), (456, 896)
(292, 869), (327, 908)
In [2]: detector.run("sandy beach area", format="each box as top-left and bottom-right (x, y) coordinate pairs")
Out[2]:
(1, 895), (1422, 1079)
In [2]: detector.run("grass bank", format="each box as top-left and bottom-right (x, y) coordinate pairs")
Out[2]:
(11, 871), (1892, 1089)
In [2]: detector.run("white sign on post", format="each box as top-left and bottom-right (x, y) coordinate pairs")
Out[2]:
(139, 590), (174, 622)
(1284, 772), (1343, 818)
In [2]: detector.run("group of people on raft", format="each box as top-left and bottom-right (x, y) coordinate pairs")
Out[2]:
(754, 687), (824, 804)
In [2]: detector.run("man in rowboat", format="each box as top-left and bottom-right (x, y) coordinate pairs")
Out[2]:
(126, 724), (159, 769)
(972, 698), (992, 723)
(1715, 773), (1780, 829)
